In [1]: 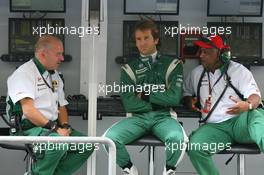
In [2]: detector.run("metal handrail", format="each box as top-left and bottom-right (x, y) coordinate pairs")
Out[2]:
(0, 136), (116, 175)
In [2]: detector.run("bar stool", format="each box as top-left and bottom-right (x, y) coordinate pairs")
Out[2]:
(128, 134), (164, 175)
(0, 128), (35, 175)
(128, 134), (261, 175)
(218, 143), (261, 175)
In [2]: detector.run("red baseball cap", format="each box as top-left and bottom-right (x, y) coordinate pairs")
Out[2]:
(194, 35), (230, 50)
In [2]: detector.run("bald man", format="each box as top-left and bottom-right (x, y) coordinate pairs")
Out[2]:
(7, 35), (93, 175)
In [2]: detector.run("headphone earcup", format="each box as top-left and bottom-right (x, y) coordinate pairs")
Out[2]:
(219, 50), (231, 63)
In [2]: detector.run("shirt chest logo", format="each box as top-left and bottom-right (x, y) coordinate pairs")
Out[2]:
(37, 77), (46, 90)
(52, 80), (59, 91)
(135, 67), (148, 74)
(37, 87), (48, 91)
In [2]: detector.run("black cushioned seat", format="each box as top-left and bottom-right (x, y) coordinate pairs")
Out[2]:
(219, 143), (260, 154)
(127, 134), (261, 175)
(0, 143), (28, 151)
(129, 134), (261, 154)
(129, 134), (164, 146)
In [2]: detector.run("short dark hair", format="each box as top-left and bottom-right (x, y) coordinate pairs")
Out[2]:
(134, 20), (159, 40)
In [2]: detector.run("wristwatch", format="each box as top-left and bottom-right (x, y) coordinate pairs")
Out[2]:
(61, 123), (72, 134)
(61, 123), (72, 130)
(44, 120), (58, 132)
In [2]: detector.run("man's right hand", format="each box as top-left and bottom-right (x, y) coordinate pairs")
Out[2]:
(137, 92), (142, 98)
(191, 97), (200, 112)
(56, 128), (70, 136)
(182, 96), (201, 112)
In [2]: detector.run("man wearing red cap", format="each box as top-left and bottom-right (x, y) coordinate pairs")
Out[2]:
(183, 35), (264, 175)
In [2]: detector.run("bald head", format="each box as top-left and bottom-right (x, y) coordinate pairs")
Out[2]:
(35, 35), (62, 53)
(35, 35), (64, 70)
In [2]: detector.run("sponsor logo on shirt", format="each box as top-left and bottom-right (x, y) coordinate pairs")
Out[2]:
(141, 58), (149, 62)
(139, 63), (144, 68)
(201, 79), (209, 86)
(52, 80), (58, 87)
(37, 87), (47, 91)
(37, 83), (46, 87)
(52, 80), (59, 91)
(135, 67), (148, 74)
(16, 92), (24, 95)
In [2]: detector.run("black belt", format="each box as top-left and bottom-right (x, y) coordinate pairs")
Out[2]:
(21, 119), (58, 136)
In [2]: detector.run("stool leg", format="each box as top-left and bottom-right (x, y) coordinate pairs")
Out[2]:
(148, 146), (154, 175)
(27, 157), (34, 175)
(237, 154), (245, 175)
(24, 156), (31, 175)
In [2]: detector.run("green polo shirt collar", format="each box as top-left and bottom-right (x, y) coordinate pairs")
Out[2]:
(33, 58), (46, 75)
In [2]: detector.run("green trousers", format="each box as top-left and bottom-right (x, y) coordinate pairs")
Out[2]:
(104, 110), (188, 168)
(22, 127), (94, 175)
(188, 108), (264, 175)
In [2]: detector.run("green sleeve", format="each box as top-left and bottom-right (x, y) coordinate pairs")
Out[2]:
(120, 68), (152, 113)
(149, 62), (183, 106)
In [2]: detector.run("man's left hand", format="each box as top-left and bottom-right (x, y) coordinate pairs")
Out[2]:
(226, 96), (250, 115)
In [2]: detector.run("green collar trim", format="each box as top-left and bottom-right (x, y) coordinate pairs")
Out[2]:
(156, 52), (161, 59)
(33, 58), (46, 75)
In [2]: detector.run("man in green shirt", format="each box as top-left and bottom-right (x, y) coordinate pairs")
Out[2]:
(105, 20), (188, 175)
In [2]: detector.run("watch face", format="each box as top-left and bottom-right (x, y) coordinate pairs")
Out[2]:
(50, 122), (58, 131)
(62, 123), (70, 129)
(51, 124), (56, 130)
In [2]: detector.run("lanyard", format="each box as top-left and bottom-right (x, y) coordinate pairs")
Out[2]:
(33, 59), (55, 93)
(198, 63), (230, 123)
(206, 71), (225, 96)
(41, 73), (54, 93)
